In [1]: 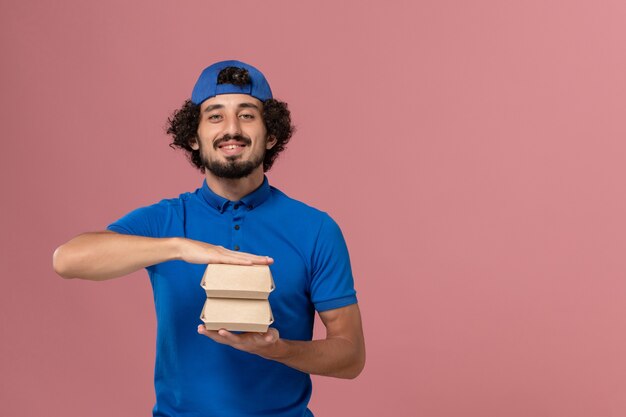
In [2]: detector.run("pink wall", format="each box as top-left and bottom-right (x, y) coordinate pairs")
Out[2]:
(2, 1), (626, 416)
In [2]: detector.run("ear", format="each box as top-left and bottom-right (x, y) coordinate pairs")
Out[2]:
(190, 137), (200, 151)
(266, 135), (278, 150)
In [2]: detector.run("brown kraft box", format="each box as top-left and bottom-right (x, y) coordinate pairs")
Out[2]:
(199, 264), (275, 333)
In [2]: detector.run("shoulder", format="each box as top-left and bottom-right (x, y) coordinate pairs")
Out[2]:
(134, 193), (186, 216)
(145, 189), (206, 220)
(266, 186), (346, 242)
(107, 190), (194, 237)
(269, 187), (328, 218)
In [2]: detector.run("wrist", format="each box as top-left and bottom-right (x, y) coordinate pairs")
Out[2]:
(168, 237), (185, 261)
(259, 338), (293, 361)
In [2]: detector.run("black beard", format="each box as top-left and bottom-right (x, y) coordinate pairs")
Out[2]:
(198, 135), (265, 179)
(204, 155), (263, 179)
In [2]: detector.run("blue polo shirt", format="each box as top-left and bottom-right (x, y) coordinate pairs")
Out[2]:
(106, 176), (358, 417)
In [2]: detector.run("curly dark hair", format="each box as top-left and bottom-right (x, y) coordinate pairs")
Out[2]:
(166, 67), (294, 173)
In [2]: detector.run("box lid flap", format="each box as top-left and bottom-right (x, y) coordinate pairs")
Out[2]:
(200, 264), (275, 294)
(200, 298), (273, 325)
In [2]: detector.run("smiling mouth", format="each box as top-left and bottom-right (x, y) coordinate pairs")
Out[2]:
(219, 144), (246, 150)
(217, 141), (248, 157)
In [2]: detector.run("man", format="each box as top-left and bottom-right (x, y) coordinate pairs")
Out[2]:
(53, 60), (365, 417)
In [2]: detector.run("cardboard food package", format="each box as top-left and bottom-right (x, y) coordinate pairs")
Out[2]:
(200, 298), (274, 332)
(200, 264), (275, 333)
(200, 264), (275, 299)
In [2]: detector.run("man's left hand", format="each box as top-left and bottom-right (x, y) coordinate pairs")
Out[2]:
(197, 325), (280, 357)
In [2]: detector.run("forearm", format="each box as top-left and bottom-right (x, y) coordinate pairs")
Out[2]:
(54, 231), (272, 281)
(261, 336), (366, 379)
(198, 305), (365, 378)
(53, 232), (180, 281)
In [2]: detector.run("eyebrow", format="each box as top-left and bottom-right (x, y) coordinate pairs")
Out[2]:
(203, 104), (224, 113)
(238, 102), (260, 110)
(202, 102), (261, 113)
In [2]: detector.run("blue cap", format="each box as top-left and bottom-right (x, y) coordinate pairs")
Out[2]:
(191, 60), (273, 105)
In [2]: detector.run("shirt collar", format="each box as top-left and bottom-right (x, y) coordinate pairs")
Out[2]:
(200, 176), (271, 213)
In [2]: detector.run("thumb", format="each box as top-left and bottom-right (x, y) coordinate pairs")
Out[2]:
(264, 327), (279, 342)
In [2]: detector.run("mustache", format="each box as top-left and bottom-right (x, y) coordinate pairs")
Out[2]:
(213, 134), (252, 150)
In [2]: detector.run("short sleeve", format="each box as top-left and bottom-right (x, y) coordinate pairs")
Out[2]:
(106, 202), (168, 238)
(310, 214), (358, 312)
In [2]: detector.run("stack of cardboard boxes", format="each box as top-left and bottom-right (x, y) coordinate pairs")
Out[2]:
(200, 264), (275, 332)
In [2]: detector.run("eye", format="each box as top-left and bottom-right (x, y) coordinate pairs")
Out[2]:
(240, 113), (255, 120)
(207, 114), (222, 121)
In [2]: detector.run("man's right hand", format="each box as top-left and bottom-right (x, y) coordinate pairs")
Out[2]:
(177, 238), (272, 266)
(53, 231), (272, 281)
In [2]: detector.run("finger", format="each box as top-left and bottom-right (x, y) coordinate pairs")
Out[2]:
(213, 252), (274, 265)
(198, 325), (219, 337)
(224, 251), (274, 264)
(217, 329), (243, 344)
(208, 251), (255, 265)
(253, 256), (274, 265)
(264, 328), (279, 343)
(222, 256), (272, 265)
(213, 257), (255, 266)
(197, 324), (215, 337)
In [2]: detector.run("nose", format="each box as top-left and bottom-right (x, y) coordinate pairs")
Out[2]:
(223, 114), (242, 136)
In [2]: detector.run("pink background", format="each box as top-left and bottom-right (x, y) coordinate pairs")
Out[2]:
(2, 1), (626, 416)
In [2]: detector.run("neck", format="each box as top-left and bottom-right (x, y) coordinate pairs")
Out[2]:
(204, 168), (265, 201)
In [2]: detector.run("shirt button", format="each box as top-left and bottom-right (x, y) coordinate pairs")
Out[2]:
(234, 225), (240, 230)
(234, 245), (240, 251)
(234, 203), (240, 209)
(248, 205), (253, 210)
